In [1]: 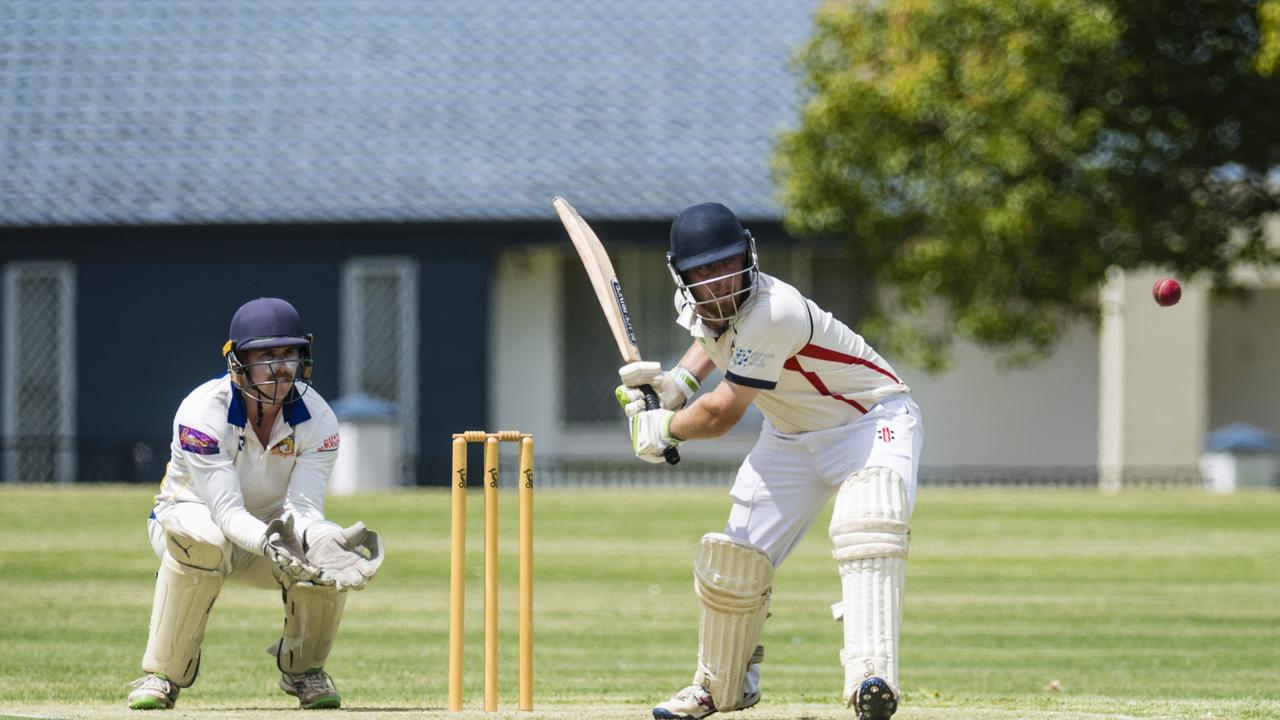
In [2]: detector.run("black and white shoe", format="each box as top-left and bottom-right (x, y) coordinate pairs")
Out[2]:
(851, 676), (897, 720)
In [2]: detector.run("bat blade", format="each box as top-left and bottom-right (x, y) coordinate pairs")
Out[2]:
(552, 196), (642, 363)
(553, 196), (680, 465)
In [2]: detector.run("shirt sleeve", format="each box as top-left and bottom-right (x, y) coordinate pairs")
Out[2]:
(174, 419), (270, 555)
(724, 287), (811, 390)
(285, 405), (340, 539)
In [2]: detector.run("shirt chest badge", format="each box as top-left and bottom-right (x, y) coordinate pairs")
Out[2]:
(731, 346), (773, 370)
(271, 435), (297, 458)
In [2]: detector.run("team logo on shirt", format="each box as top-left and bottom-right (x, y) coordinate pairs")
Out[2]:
(879, 427), (895, 443)
(317, 433), (340, 453)
(731, 346), (773, 370)
(178, 425), (220, 455)
(271, 435), (296, 457)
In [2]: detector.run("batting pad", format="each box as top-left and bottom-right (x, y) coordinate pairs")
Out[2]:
(275, 582), (347, 675)
(828, 466), (909, 702)
(692, 533), (774, 711)
(142, 553), (222, 687)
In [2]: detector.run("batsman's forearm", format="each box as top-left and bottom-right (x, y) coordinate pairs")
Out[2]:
(670, 399), (737, 440)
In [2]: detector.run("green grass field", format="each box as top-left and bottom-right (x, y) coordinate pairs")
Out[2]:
(2, 483), (1279, 719)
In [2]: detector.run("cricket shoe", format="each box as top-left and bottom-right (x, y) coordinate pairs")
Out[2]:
(127, 673), (180, 710)
(849, 676), (898, 720)
(653, 645), (764, 719)
(279, 667), (341, 709)
(651, 683), (762, 720)
(653, 684), (717, 720)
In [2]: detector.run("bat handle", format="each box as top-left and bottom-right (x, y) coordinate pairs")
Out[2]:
(640, 384), (681, 465)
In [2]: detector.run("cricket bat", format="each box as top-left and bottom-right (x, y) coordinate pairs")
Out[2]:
(552, 196), (680, 465)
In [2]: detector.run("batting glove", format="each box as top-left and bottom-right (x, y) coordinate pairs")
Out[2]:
(630, 408), (682, 463)
(615, 361), (700, 417)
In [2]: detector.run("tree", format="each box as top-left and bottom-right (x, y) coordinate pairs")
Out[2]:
(775, 0), (1280, 370)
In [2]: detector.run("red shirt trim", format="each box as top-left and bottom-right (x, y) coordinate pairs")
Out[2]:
(782, 342), (900, 413)
(793, 343), (900, 383)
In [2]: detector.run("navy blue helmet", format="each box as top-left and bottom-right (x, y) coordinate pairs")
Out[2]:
(222, 297), (314, 406)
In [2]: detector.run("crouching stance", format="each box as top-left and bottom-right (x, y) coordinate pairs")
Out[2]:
(128, 298), (385, 710)
(618, 203), (922, 719)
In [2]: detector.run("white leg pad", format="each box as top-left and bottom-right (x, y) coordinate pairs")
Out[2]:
(141, 553), (222, 687)
(158, 511), (228, 572)
(692, 533), (774, 711)
(274, 582), (347, 674)
(829, 466), (909, 703)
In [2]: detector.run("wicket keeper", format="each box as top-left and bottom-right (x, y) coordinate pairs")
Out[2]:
(128, 297), (384, 710)
(618, 203), (923, 720)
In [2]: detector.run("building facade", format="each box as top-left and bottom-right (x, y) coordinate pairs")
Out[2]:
(3, 1), (1275, 486)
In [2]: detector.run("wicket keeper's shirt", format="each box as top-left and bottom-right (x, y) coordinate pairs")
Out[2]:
(676, 272), (910, 434)
(154, 377), (341, 555)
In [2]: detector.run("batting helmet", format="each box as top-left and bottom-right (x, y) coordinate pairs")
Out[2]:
(667, 203), (759, 323)
(667, 202), (753, 273)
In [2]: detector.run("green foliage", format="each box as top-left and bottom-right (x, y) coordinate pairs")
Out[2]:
(3, 485), (1280, 719)
(1260, 0), (1280, 73)
(776, 0), (1280, 370)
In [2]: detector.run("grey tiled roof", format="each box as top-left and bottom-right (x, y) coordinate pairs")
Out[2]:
(0, 1), (817, 226)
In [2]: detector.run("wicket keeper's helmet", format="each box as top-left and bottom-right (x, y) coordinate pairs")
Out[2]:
(667, 202), (759, 322)
(222, 297), (314, 402)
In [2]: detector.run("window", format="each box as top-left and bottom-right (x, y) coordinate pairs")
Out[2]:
(558, 243), (862, 428)
(559, 246), (688, 427)
(3, 262), (76, 482)
(341, 258), (419, 482)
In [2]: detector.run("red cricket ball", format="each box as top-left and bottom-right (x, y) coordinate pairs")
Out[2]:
(1153, 276), (1181, 307)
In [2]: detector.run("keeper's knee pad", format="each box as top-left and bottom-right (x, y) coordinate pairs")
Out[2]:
(158, 512), (228, 572)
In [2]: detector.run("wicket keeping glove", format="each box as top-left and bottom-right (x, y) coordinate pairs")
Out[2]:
(262, 515), (326, 585)
(615, 361), (700, 418)
(630, 408), (682, 464)
(305, 521), (385, 591)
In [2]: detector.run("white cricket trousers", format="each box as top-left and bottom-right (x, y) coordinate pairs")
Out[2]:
(724, 394), (922, 566)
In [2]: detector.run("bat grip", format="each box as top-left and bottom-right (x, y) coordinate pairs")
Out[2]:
(640, 384), (681, 465)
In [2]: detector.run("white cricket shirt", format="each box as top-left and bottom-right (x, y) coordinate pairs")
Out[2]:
(677, 272), (910, 433)
(154, 377), (341, 555)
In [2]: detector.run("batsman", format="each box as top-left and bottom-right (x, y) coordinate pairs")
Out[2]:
(127, 298), (384, 710)
(618, 203), (923, 720)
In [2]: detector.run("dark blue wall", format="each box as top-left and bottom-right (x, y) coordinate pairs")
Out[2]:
(76, 250), (341, 483)
(0, 222), (497, 485)
(0, 218), (796, 484)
